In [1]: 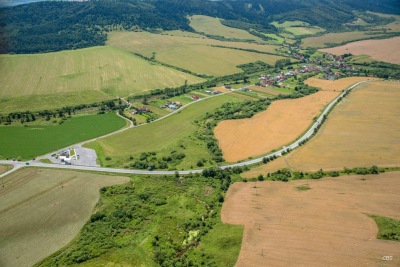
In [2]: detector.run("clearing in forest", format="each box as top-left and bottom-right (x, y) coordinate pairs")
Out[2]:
(0, 168), (129, 267)
(189, 15), (263, 41)
(222, 172), (400, 266)
(244, 80), (400, 177)
(320, 37), (400, 64)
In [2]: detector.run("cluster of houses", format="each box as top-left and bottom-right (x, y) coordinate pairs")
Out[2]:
(258, 61), (359, 87)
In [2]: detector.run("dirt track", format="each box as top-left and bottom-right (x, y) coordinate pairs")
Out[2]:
(222, 172), (400, 267)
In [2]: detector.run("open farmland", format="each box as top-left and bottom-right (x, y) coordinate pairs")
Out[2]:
(0, 112), (126, 160)
(214, 90), (340, 162)
(87, 94), (244, 168)
(0, 46), (203, 112)
(320, 37), (400, 64)
(0, 164), (12, 175)
(0, 168), (129, 267)
(301, 31), (382, 48)
(108, 31), (283, 76)
(222, 172), (400, 267)
(249, 86), (289, 96)
(189, 15), (263, 41)
(215, 77), (376, 162)
(244, 80), (399, 177)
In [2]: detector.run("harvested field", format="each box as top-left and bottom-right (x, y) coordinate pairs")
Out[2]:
(304, 76), (378, 91)
(320, 37), (400, 64)
(249, 86), (288, 96)
(0, 168), (129, 267)
(244, 80), (399, 177)
(222, 172), (400, 266)
(301, 31), (379, 48)
(0, 164), (12, 175)
(215, 77), (376, 162)
(107, 31), (283, 76)
(0, 46), (203, 98)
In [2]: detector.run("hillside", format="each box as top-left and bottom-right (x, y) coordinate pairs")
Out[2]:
(1, 0), (399, 54)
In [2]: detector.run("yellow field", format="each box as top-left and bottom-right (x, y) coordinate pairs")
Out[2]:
(244, 80), (400, 177)
(320, 37), (400, 64)
(0, 46), (203, 107)
(0, 164), (12, 175)
(0, 168), (129, 267)
(215, 77), (375, 162)
(108, 31), (283, 76)
(189, 15), (263, 41)
(301, 31), (379, 48)
(222, 172), (400, 266)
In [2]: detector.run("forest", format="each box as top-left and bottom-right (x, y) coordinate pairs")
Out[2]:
(0, 0), (399, 53)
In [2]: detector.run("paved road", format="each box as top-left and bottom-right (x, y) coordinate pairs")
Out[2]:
(0, 81), (368, 178)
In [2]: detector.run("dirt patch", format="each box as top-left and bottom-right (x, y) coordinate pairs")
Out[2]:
(249, 86), (288, 96)
(244, 80), (400, 177)
(0, 164), (13, 175)
(0, 168), (129, 267)
(320, 37), (400, 64)
(222, 172), (400, 266)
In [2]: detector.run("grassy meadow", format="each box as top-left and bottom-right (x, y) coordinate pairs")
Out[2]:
(189, 15), (262, 41)
(0, 112), (126, 159)
(0, 168), (130, 267)
(271, 20), (325, 36)
(107, 31), (283, 76)
(87, 94), (244, 169)
(39, 173), (243, 267)
(0, 46), (204, 112)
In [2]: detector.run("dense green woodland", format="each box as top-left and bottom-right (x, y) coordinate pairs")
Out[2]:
(0, 0), (399, 53)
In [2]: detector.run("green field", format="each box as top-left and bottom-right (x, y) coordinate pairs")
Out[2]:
(0, 46), (204, 112)
(189, 15), (262, 41)
(108, 31), (283, 76)
(369, 215), (400, 242)
(0, 112), (126, 159)
(271, 20), (325, 36)
(87, 94), (244, 169)
(38, 173), (243, 267)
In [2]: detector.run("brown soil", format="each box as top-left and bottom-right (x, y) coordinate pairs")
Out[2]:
(244, 80), (400, 177)
(320, 37), (400, 64)
(222, 172), (400, 267)
(212, 86), (231, 93)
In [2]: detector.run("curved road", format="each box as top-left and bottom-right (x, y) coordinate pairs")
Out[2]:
(0, 81), (368, 178)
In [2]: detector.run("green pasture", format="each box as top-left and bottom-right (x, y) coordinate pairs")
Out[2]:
(0, 113), (126, 160)
(87, 94), (244, 169)
(0, 90), (113, 113)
